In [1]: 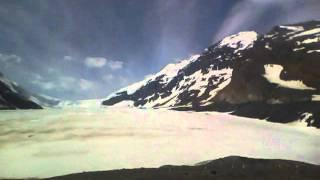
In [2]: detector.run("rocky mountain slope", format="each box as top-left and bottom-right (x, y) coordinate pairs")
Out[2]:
(0, 72), (59, 109)
(102, 20), (320, 128)
(11, 156), (319, 180)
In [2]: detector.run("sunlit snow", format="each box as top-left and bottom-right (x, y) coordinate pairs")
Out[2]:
(219, 31), (258, 53)
(0, 107), (319, 179)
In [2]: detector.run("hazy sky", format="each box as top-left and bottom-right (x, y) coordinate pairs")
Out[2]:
(0, 0), (319, 100)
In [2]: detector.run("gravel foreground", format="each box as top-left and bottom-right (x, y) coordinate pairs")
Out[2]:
(3, 156), (319, 180)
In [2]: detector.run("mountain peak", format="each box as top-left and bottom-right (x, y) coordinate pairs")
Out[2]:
(103, 20), (320, 128)
(218, 31), (258, 52)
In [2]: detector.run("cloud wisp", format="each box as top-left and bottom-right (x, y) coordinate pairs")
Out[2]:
(84, 57), (123, 70)
(31, 74), (77, 91)
(0, 54), (22, 66)
(213, 0), (320, 43)
(84, 57), (107, 68)
(107, 60), (123, 70)
(79, 78), (95, 91)
(64, 56), (74, 61)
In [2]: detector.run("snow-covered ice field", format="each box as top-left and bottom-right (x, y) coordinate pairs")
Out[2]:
(0, 107), (319, 178)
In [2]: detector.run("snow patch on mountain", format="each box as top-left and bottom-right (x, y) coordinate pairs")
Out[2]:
(155, 54), (200, 82)
(307, 50), (320, 53)
(117, 79), (150, 96)
(279, 25), (304, 32)
(312, 95), (320, 101)
(302, 37), (319, 44)
(112, 100), (135, 107)
(218, 31), (258, 53)
(0, 76), (18, 93)
(265, 43), (272, 50)
(140, 67), (233, 108)
(291, 28), (320, 38)
(107, 54), (200, 98)
(293, 47), (306, 51)
(263, 64), (316, 90)
(289, 112), (313, 127)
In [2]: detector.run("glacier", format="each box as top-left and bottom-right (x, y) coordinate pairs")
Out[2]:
(0, 107), (319, 178)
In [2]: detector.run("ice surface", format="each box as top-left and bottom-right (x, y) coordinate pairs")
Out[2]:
(0, 107), (319, 178)
(57, 99), (103, 108)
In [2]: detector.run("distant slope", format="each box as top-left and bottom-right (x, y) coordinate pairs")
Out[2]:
(15, 156), (320, 180)
(0, 72), (60, 109)
(102, 20), (320, 128)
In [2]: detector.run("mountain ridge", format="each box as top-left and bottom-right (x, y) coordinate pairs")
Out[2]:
(102, 20), (320, 128)
(6, 156), (319, 180)
(0, 73), (60, 109)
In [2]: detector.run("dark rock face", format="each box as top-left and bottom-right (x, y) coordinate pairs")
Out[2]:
(14, 156), (319, 180)
(211, 21), (320, 128)
(0, 73), (42, 110)
(214, 21), (320, 104)
(102, 20), (320, 128)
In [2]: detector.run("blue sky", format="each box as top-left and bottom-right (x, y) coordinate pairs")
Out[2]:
(0, 0), (319, 100)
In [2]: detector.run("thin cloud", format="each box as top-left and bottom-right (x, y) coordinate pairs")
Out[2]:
(119, 76), (129, 86)
(79, 78), (95, 90)
(84, 57), (107, 68)
(84, 57), (123, 70)
(31, 75), (77, 91)
(107, 60), (123, 70)
(31, 80), (56, 90)
(64, 56), (73, 61)
(102, 74), (114, 82)
(213, 0), (320, 43)
(0, 53), (22, 65)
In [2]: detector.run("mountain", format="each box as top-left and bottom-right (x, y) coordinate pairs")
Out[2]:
(0, 72), (60, 109)
(19, 156), (320, 180)
(102, 20), (320, 128)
